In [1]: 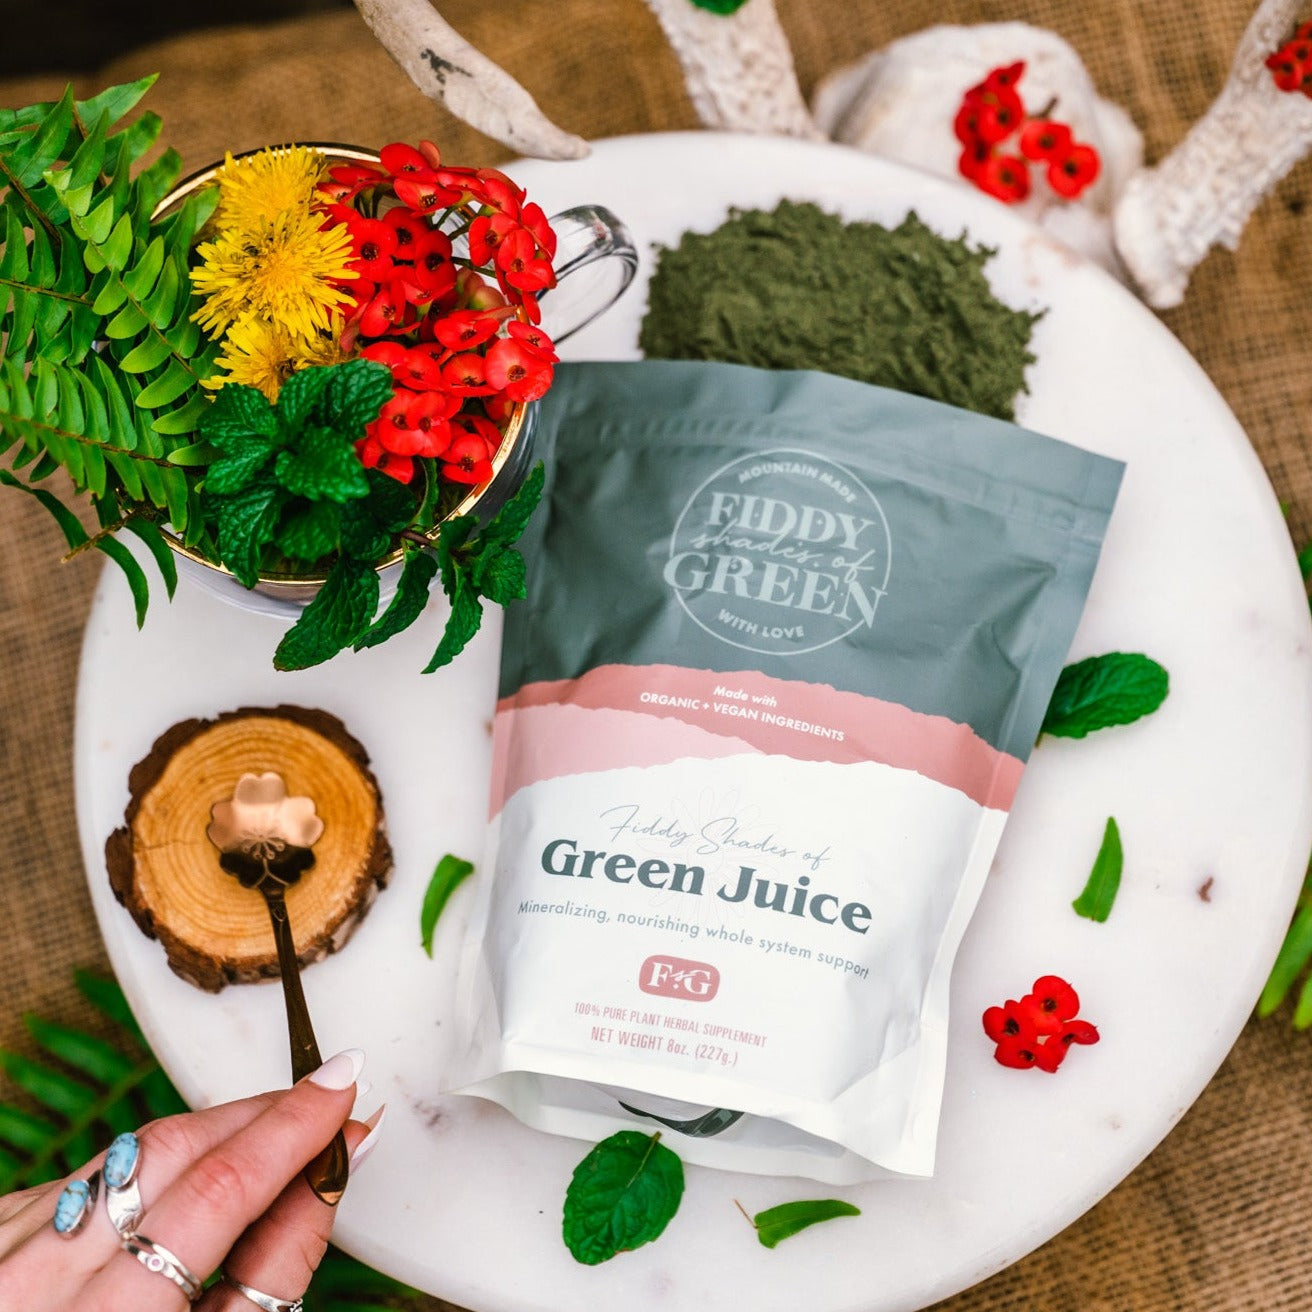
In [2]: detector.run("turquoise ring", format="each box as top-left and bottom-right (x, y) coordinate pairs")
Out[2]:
(52, 1170), (100, 1237)
(103, 1131), (144, 1235)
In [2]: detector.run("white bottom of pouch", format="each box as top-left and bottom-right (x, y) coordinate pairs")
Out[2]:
(446, 751), (1010, 1182)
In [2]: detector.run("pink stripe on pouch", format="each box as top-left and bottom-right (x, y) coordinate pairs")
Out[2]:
(493, 664), (1023, 814)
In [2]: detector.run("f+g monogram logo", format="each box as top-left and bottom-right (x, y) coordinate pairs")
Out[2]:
(640, 955), (720, 1001)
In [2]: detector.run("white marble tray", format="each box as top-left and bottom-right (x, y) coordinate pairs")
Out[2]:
(74, 134), (1312, 1312)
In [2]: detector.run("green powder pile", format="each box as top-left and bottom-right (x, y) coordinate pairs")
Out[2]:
(638, 200), (1041, 421)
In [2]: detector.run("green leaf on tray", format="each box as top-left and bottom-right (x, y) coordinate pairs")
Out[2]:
(562, 1130), (684, 1264)
(419, 854), (475, 957)
(1072, 816), (1123, 923)
(357, 547), (439, 650)
(688, 0), (751, 12)
(1041, 652), (1169, 739)
(748, 1198), (862, 1249)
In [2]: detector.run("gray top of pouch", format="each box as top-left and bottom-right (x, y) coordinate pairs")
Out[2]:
(506, 360), (1124, 763)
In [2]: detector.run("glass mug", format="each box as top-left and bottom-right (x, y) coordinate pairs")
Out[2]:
(160, 146), (638, 619)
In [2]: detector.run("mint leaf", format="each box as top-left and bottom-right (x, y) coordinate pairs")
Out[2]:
(276, 502), (341, 562)
(473, 546), (526, 605)
(750, 1199), (861, 1249)
(199, 382), (279, 444)
(213, 481), (283, 589)
(419, 854), (475, 956)
(422, 576), (482, 673)
(480, 461), (544, 548)
(275, 427), (372, 502)
(1073, 816), (1123, 922)
(1040, 652), (1169, 739)
(273, 556), (379, 671)
(339, 469), (419, 560)
(562, 1131), (684, 1265)
(275, 365), (334, 432)
(356, 547), (439, 650)
(204, 435), (277, 495)
(322, 358), (395, 437)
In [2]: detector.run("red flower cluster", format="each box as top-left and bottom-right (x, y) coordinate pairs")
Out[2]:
(982, 974), (1099, 1073)
(318, 141), (558, 485)
(955, 63), (1101, 205)
(1266, 23), (1312, 95)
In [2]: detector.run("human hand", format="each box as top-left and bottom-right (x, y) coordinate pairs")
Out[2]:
(0, 1048), (384, 1311)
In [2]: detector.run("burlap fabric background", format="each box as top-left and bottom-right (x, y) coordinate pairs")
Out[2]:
(2, 2), (1309, 1308)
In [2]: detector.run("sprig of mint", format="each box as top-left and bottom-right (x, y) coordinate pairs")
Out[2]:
(420, 460), (545, 674)
(1040, 652), (1169, 739)
(562, 1131), (684, 1265)
(1072, 816), (1123, 922)
(739, 1198), (862, 1249)
(419, 854), (475, 956)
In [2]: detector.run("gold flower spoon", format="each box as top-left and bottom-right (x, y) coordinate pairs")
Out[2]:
(207, 772), (350, 1205)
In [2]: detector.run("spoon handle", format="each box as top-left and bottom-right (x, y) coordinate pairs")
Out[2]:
(263, 885), (351, 1205)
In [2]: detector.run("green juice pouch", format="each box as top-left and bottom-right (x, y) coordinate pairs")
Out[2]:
(446, 360), (1123, 1183)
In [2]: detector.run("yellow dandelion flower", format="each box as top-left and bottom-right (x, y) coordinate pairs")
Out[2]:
(211, 145), (327, 235)
(203, 315), (346, 402)
(191, 207), (357, 342)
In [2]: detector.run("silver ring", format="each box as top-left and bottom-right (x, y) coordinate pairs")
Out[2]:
(223, 1271), (304, 1312)
(103, 1131), (144, 1236)
(122, 1232), (204, 1302)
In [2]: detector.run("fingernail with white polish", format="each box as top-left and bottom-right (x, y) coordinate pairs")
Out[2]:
(350, 1104), (388, 1171)
(307, 1048), (366, 1091)
(354, 1079), (373, 1104)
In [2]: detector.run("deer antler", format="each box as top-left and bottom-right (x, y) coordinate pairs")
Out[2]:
(352, 0), (588, 160)
(1113, 0), (1312, 308)
(642, 0), (820, 138)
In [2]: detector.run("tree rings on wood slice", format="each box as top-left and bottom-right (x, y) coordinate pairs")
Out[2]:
(106, 705), (393, 992)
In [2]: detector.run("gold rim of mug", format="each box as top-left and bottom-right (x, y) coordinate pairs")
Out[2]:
(154, 143), (529, 592)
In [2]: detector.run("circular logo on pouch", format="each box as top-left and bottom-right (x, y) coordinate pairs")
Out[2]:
(662, 449), (891, 657)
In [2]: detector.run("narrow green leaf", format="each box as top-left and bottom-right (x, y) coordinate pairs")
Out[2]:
(135, 358), (195, 409)
(76, 74), (158, 134)
(76, 191), (116, 247)
(0, 468), (90, 550)
(0, 1052), (98, 1119)
(94, 533), (151, 627)
(117, 331), (173, 373)
(355, 548), (438, 649)
(121, 234), (165, 299)
(73, 969), (144, 1038)
(90, 270), (128, 316)
(420, 855), (475, 956)
(122, 517), (179, 600)
(1257, 899), (1312, 1018)
(1072, 817), (1123, 923)
(0, 1105), (61, 1154)
(99, 212), (134, 272)
(750, 1198), (861, 1248)
(23, 1015), (136, 1085)
(562, 1131), (684, 1265)
(1297, 542), (1312, 582)
(142, 257), (179, 330)
(152, 394), (209, 437)
(165, 441), (220, 466)
(273, 557), (380, 671)
(1041, 652), (1169, 740)
(14, 85), (74, 187)
(137, 1067), (188, 1121)
(1292, 969), (1312, 1029)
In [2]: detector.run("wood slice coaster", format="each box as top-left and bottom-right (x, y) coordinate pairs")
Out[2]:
(106, 705), (393, 992)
